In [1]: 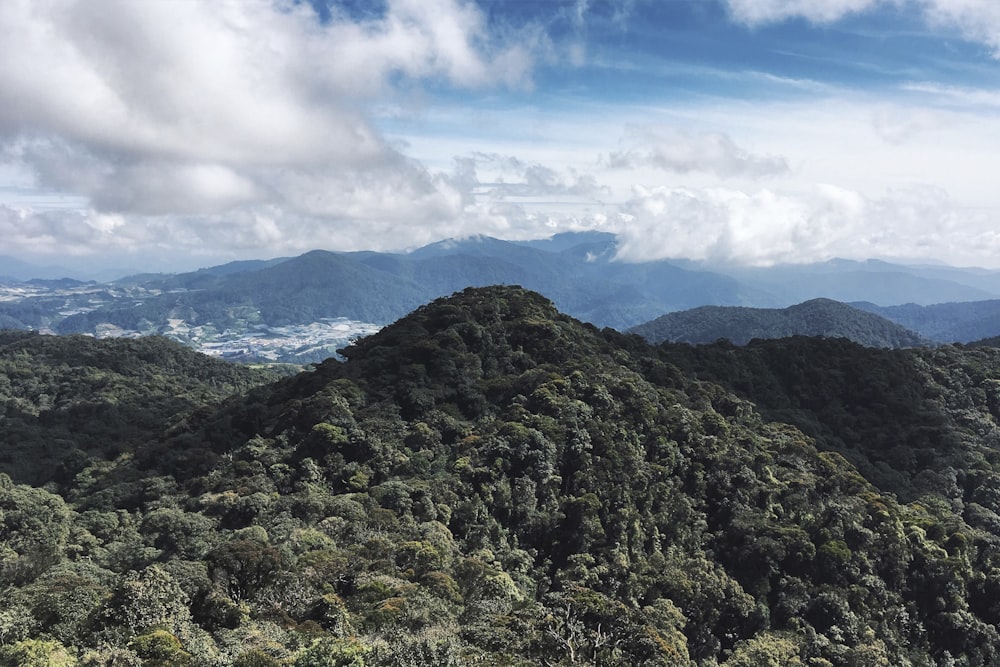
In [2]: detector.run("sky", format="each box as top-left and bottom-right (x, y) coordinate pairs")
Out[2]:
(3, 0), (1000, 273)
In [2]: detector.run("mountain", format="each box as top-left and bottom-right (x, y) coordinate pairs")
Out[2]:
(0, 255), (134, 282)
(13, 233), (1000, 352)
(55, 236), (765, 334)
(515, 230), (618, 253)
(5, 286), (1000, 664)
(629, 298), (928, 348)
(712, 259), (998, 306)
(657, 334), (999, 500)
(56, 250), (433, 334)
(0, 255), (75, 281)
(852, 300), (1000, 343)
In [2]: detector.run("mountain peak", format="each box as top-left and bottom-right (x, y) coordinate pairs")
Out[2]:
(341, 285), (598, 364)
(337, 285), (616, 417)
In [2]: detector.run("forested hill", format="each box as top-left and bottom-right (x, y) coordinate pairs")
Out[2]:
(659, 336), (1000, 502)
(0, 330), (286, 485)
(629, 298), (928, 347)
(4, 287), (1000, 665)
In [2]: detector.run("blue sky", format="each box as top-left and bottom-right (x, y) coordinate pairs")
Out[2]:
(2, 0), (1000, 272)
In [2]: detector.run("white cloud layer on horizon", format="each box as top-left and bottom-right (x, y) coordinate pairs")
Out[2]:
(612, 183), (1000, 268)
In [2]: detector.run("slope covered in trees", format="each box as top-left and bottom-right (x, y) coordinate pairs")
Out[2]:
(2, 288), (1000, 665)
(0, 331), (286, 485)
(630, 298), (927, 347)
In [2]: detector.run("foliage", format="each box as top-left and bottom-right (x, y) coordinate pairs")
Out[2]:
(3, 286), (1000, 665)
(0, 331), (281, 485)
(629, 298), (926, 347)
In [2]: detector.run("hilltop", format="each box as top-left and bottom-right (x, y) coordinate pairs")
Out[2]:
(629, 298), (928, 348)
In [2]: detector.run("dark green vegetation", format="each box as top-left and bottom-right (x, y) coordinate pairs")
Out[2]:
(0, 331), (287, 485)
(629, 298), (928, 348)
(5, 287), (1000, 664)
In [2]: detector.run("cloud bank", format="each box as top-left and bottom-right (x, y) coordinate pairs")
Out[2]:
(613, 183), (999, 268)
(0, 0), (535, 261)
(607, 126), (789, 178)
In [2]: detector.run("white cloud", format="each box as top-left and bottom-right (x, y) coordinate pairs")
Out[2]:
(902, 83), (1000, 109)
(725, 0), (1000, 56)
(0, 0), (537, 257)
(871, 106), (946, 144)
(919, 0), (1000, 56)
(3, 0), (1000, 273)
(607, 126), (789, 178)
(725, 0), (880, 25)
(612, 183), (1000, 268)
(463, 152), (605, 198)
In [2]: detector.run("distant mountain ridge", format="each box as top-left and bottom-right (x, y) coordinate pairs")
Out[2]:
(629, 298), (928, 348)
(709, 259), (1000, 305)
(852, 300), (1000, 343)
(54, 235), (765, 333)
(8, 232), (1000, 346)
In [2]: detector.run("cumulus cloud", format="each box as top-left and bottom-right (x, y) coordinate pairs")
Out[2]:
(606, 126), (789, 178)
(0, 205), (133, 257)
(920, 0), (1000, 56)
(0, 0), (537, 258)
(612, 184), (1000, 267)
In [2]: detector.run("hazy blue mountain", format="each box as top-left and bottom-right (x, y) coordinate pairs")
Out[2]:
(25, 277), (92, 289)
(0, 255), (138, 282)
(57, 235), (761, 333)
(0, 255), (74, 281)
(852, 300), (1000, 343)
(629, 298), (928, 347)
(898, 263), (1000, 295)
(514, 229), (617, 252)
(709, 259), (997, 306)
(58, 249), (432, 333)
(22, 233), (1000, 342)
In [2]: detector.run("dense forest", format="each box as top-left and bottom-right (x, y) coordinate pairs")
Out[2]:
(4, 287), (1000, 664)
(628, 298), (927, 347)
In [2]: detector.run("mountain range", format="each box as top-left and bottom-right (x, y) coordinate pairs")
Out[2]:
(8, 232), (1000, 348)
(4, 286), (1000, 664)
(851, 300), (1000, 344)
